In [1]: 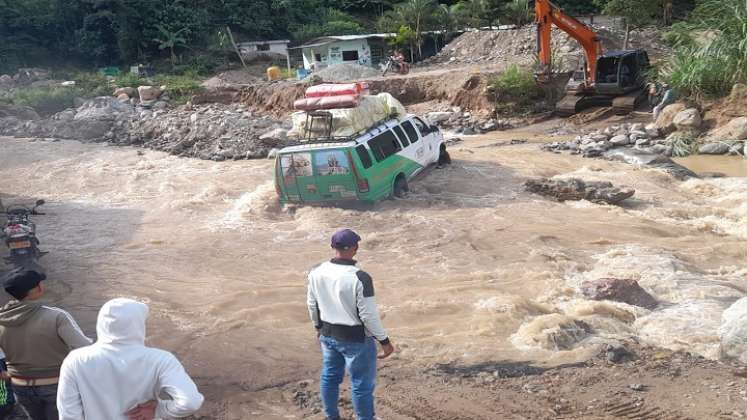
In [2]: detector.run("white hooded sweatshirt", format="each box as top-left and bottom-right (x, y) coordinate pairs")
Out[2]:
(57, 298), (204, 420)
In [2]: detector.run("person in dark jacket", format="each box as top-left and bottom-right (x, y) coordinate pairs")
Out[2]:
(0, 270), (92, 420)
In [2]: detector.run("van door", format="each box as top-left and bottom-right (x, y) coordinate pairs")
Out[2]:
(279, 152), (317, 202)
(310, 149), (359, 201)
(408, 117), (442, 164)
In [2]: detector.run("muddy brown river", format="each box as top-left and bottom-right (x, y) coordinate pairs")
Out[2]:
(1, 132), (746, 418)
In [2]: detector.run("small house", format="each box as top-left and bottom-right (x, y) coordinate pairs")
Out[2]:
(289, 34), (395, 71)
(238, 40), (291, 56)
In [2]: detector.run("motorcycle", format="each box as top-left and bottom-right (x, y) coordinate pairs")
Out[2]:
(382, 56), (410, 76)
(1, 199), (46, 269)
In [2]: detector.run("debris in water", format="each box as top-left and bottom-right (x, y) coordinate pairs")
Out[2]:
(581, 278), (658, 310)
(524, 178), (635, 205)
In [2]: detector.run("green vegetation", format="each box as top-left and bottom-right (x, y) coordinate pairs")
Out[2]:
(490, 64), (545, 114)
(0, 87), (81, 116)
(661, 0), (747, 100)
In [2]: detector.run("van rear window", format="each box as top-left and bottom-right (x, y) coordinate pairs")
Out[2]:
(368, 131), (402, 162)
(355, 145), (373, 169)
(401, 120), (419, 143)
(392, 125), (409, 147)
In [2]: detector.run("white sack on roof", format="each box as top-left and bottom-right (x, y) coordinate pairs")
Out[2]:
(288, 93), (406, 139)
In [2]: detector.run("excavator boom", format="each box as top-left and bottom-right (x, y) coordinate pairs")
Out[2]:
(535, 0), (603, 88)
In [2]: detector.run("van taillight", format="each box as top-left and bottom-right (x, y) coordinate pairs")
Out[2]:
(357, 179), (369, 193)
(346, 150), (369, 194)
(274, 158), (281, 196)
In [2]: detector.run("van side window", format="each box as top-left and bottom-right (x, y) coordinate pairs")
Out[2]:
(412, 118), (429, 136)
(392, 125), (409, 147)
(355, 145), (373, 169)
(401, 120), (419, 143)
(368, 131), (402, 162)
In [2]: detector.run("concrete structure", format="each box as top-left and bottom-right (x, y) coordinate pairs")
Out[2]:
(238, 40), (290, 56)
(289, 34), (395, 71)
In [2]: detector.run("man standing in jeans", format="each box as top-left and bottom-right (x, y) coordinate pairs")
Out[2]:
(0, 270), (92, 420)
(307, 229), (395, 420)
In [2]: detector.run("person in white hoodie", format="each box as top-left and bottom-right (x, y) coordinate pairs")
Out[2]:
(56, 298), (204, 420)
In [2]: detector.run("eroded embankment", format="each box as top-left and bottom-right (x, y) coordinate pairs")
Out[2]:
(236, 70), (499, 116)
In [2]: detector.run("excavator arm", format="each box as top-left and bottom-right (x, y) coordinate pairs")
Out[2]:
(535, 0), (603, 89)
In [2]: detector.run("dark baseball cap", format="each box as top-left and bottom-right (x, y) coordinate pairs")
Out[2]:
(4, 269), (46, 300)
(331, 229), (361, 250)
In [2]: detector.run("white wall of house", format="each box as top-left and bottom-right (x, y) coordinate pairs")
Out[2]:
(240, 42), (289, 55)
(300, 39), (372, 70)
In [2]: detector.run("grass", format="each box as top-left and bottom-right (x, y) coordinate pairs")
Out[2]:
(667, 131), (698, 157)
(661, 0), (747, 100)
(489, 64), (545, 115)
(0, 86), (83, 116)
(0, 68), (205, 115)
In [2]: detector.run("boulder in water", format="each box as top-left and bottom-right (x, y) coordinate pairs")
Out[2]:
(524, 178), (635, 205)
(581, 278), (658, 310)
(698, 142), (730, 155)
(511, 314), (592, 351)
(719, 297), (747, 365)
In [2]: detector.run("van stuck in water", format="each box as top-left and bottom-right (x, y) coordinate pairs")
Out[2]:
(275, 114), (447, 205)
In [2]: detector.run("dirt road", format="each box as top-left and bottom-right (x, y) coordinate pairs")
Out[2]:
(1, 126), (746, 419)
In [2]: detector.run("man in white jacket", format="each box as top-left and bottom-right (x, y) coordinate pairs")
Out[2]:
(56, 298), (204, 420)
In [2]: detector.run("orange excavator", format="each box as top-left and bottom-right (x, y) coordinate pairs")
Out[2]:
(535, 0), (650, 116)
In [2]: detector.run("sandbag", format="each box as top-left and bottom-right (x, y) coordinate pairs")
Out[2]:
(288, 93), (406, 139)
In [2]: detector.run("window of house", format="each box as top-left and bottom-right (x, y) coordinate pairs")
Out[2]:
(342, 50), (359, 61)
(314, 53), (322, 62)
(355, 145), (373, 169)
(401, 120), (420, 143)
(368, 131), (402, 162)
(392, 125), (409, 147)
(257, 44), (270, 51)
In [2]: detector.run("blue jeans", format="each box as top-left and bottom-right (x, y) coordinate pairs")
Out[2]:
(13, 384), (58, 420)
(319, 335), (377, 420)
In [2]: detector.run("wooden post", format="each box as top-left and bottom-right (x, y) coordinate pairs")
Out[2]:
(226, 26), (247, 69)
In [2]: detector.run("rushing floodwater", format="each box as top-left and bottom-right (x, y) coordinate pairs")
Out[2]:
(1, 134), (746, 415)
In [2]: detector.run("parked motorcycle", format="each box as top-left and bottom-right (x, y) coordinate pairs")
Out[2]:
(382, 56), (410, 76)
(1, 199), (46, 269)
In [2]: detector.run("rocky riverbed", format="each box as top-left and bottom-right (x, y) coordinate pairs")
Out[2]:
(0, 97), (291, 160)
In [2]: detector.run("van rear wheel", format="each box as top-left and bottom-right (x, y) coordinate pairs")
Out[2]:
(393, 176), (409, 198)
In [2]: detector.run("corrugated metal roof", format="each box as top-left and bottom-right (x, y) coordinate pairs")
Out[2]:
(288, 33), (396, 49)
(239, 40), (290, 45)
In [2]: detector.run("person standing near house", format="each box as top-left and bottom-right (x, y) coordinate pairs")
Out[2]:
(307, 229), (394, 420)
(0, 269), (92, 420)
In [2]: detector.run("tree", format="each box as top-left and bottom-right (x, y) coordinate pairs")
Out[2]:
(597, 0), (660, 48)
(153, 24), (188, 66)
(501, 0), (531, 26)
(377, 0), (438, 60)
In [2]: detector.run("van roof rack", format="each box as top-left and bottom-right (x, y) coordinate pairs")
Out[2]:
(283, 115), (397, 148)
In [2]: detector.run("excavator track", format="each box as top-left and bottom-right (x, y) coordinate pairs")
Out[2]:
(556, 94), (613, 117)
(612, 88), (647, 115)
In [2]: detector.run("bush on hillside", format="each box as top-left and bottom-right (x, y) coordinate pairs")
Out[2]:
(0, 87), (81, 116)
(661, 0), (747, 100)
(490, 65), (544, 114)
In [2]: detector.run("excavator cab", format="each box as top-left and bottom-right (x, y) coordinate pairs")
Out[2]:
(595, 50), (650, 96)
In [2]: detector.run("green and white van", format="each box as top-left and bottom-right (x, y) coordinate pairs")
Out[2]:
(275, 115), (446, 204)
